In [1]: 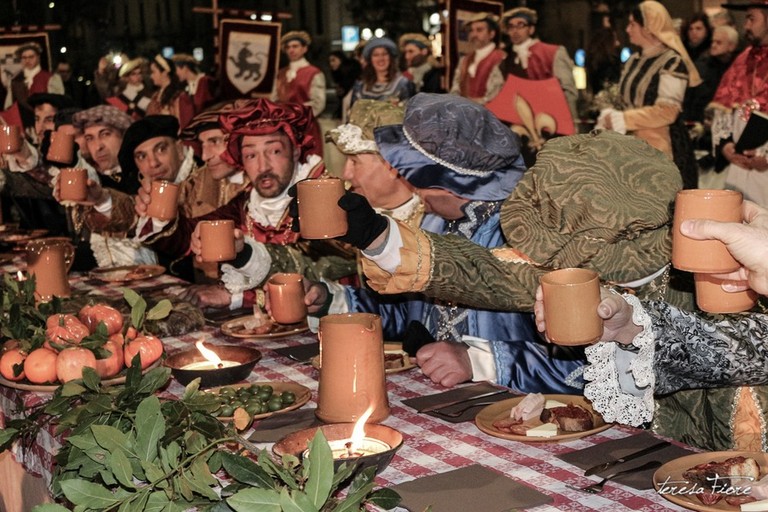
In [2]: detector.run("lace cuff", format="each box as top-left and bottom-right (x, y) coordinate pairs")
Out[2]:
(583, 293), (655, 426)
(220, 238), (272, 295)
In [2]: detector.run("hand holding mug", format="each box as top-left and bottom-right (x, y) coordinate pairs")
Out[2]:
(534, 286), (641, 346)
(134, 180), (152, 217)
(681, 200), (768, 295)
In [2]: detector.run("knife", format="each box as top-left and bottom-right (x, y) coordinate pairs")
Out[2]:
(418, 389), (511, 413)
(583, 440), (671, 476)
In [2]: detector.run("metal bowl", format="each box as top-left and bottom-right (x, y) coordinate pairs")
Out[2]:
(273, 423), (404, 476)
(164, 344), (261, 388)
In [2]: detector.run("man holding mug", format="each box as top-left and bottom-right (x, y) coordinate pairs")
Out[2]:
(146, 99), (356, 310)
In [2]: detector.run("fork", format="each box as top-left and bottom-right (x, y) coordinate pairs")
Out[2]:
(432, 401), (500, 418)
(568, 460), (663, 494)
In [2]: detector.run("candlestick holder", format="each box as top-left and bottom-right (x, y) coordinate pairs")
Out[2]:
(273, 423), (404, 476)
(164, 345), (261, 388)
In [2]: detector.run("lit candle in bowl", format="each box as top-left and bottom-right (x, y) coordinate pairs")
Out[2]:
(278, 405), (403, 477)
(179, 341), (239, 370)
(16, 271), (26, 281)
(164, 341), (262, 388)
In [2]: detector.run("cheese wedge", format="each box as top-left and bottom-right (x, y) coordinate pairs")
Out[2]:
(526, 423), (558, 438)
(741, 499), (768, 511)
(545, 399), (568, 409)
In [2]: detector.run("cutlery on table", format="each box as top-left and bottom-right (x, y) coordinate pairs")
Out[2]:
(418, 389), (511, 413)
(583, 440), (671, 476)
(433, 401), (504, 418)
(569, 460), (662, 494)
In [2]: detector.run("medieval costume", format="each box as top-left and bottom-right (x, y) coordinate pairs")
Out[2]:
(449, 42), (505, 105)
(597, 1), (702, 190)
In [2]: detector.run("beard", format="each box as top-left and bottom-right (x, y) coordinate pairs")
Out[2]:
(255, 171), (292, 198)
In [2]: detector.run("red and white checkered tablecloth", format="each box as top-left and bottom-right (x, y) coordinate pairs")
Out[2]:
(0, 262), (686, 511)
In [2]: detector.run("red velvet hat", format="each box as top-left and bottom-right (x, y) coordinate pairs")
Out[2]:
(219, 99), (316, 166)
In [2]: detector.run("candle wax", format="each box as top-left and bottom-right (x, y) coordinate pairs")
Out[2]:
(181, 360), (239, 370)
(327, 437), (391, 459)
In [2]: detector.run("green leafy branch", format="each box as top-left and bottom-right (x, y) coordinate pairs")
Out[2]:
(121, 288), (172, 333)
(0, 361), (399, 512)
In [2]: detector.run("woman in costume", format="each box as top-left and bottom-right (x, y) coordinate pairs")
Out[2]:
(597, 1), (702, 189)
(146, 54), (194, 131)
(347, 37), (414, 117)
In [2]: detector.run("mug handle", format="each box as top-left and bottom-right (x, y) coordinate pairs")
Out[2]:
(63, 242), (75, 272)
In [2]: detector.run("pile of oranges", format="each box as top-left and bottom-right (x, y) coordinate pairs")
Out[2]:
(0, 303), (164, 385)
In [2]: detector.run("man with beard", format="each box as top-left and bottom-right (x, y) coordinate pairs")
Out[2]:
(500, 7), (578, 126)
(449, 13), (506, 104)
(710, 3), (768, 207)
(399, 33), (445, 93)
(147, 99), (356, 310)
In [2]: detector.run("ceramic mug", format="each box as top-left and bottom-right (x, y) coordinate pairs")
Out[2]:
(47, 130), (75, 164)
(146, 180), (180, 221)
(672, 189), (743, 273)
(540, 268), (603, 346)
(316, 313), (390, 424)
(59, 168), (88, 202)
(25, 237), (75, 302)
(0, 125), (22, 153)
(199, 220), (236, 262)
(267, 273), (307, 324)
(296, 177), (348, 239)
(694, 273), (758, 314)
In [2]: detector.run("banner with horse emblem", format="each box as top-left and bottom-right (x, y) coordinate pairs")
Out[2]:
(219, 20), (280, 99)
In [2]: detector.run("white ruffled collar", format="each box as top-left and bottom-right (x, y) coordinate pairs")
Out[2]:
(247, 154), (321, 227)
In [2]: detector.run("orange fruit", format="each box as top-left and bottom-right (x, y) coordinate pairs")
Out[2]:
(95, 339), (124, 379)
(0, 349), (27, 381)
(56, 347), (97, 383)
(124, 336), (163, 370)
(24, 348), (59, 384)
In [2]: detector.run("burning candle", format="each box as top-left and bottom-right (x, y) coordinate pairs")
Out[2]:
(180, 360), (239, 371)
(306, 405), (391, 460)
(16, 271), (26, 281)
(181, 340), (238, 370)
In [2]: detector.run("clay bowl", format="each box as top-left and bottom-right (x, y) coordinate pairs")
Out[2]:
(164, 345), (261, 388)
(273, 423), (404, 476)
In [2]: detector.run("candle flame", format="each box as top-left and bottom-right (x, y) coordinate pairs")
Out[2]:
(195, 340), (222, 366)
(348, 404), (375, 452)
(16, 271), (24, 281)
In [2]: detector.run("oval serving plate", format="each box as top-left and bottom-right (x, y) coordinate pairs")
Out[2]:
(89, 264), (166, 283)
(203, 381), (312, 425)
(0, 357), (163, 392)
(220, 316), (310, 339)
(653, 451), (768, 512)
(475, 394), (611, 443)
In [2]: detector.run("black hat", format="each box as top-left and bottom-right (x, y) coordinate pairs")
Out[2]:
(27, 93), (74, 110)
(722, 1), (768, 9)
(118, 115), (179, 176)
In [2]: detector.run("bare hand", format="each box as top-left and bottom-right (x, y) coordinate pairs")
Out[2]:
(175, 284), (231, 308)
(234, 228), (244, 254)
(724, 142), (753, 168)
(190, 223), (203, 260)
(263, 278), (327, 317)
(681, 200), (768, 294)
(742, 149), (768, 171)
(134, 180), (151, 217)
(534, 286), (641, 345)
(415, 341), (472, 387)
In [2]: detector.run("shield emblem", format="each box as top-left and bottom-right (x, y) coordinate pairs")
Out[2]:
(225, 31), (271, 95)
